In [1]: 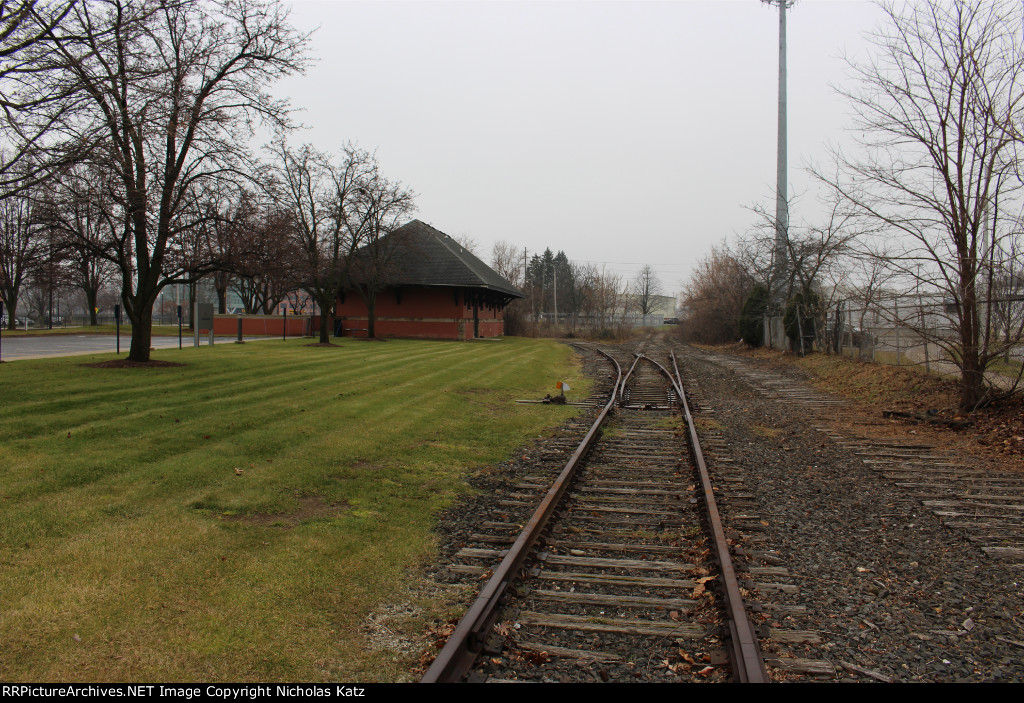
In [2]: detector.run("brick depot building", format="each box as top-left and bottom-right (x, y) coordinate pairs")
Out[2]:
(335, 220), (522, 340)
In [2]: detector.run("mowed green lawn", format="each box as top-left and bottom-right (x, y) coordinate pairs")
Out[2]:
(0, 337), (588, 682)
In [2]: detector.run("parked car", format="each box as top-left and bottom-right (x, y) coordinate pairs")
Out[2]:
(1, 315), (32, 327)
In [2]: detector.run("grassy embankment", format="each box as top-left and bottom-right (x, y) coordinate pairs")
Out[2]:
(0, 336), (589, 681)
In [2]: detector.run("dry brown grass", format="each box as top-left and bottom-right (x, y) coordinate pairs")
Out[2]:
(749, 424), (782, 438)
(714, 343), (1024, 470)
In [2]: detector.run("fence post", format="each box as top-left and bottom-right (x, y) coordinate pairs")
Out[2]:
(919, 291), (930, 373)
(895, 297), (901, 366)
(849, 307), (857, 360)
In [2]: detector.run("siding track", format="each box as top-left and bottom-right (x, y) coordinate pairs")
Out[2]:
(676, 343), (1024, 681)
(698, 348), (1024, 566)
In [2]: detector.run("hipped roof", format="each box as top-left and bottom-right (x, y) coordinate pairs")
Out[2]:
(379, 220), (523, 298)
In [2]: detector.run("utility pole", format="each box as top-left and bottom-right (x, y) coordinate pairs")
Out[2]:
(763, 0), (793, 308)
(553, 265), (558, 326)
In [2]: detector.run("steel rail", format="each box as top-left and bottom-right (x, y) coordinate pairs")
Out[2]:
(421, 348), (629, 683)
(658, 351), (769, 683)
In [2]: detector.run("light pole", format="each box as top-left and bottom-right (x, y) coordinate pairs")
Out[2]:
(763, 0), (794, 308)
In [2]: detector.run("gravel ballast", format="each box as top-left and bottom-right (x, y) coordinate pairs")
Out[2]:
(678, 344), (1024, 682)
(421, 341), (1024, 682)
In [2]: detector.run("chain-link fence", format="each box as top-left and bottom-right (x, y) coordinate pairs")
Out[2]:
(823, 294), (1024, 379)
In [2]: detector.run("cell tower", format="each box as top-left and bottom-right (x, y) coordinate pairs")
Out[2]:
(763, 0), (794, 304)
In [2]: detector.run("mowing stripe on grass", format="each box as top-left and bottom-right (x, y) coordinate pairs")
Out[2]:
(0, 337), (588, 682)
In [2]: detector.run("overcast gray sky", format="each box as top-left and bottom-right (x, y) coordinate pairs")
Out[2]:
(277, 0), (884, 295)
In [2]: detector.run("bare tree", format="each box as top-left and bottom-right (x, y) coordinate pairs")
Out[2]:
(631, 264), (662, 322)
(27, 222), (71, 326)
(0, 187), (41, 327)
(343, 172), (416, 339)
(490, 240), (523, 287)
(0, 2), (79, 197)
(452, 233), (480, 257)
(585, 265), (624, 337)
(47, 0), (308, 360)
(984, 222), (1024, 362)
(273, 142), (377, 344)
(229, 202), (298, 315)
(731, 225), (777, 294)
(745, 193), (859, 350)
(203, 189), (248, 315)
(842, 251), (899, 354)
(35, 163), (118, 325)
(162, 192), (224, 327)
(562, 260), (592, 334)
(490, 240), (525, 335)
(819, 0), (1024, 409)
(681, 246), (754, 344)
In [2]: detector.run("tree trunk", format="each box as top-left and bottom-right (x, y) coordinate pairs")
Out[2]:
(86, 287), (98, 326)
(796, 306), (805, 356)
(127, 301), (154, 362)
(2, 280), (20, 330)
(958, 272), (984, 410)
(959, 320), (984, 410)
(216, 284), (227, 314)
(960, 358), (984, 410)
(367, 291), (377, 339)
(832, 302), (842, 354)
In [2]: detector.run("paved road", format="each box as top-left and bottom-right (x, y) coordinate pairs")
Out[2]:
(0, 334), (268, 361)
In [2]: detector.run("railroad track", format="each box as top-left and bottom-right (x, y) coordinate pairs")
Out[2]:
(696, 346), (1024, 565)
(422, 342), (767, 683)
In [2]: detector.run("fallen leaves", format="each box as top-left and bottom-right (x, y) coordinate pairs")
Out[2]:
(692, 575), (717, 598)
(519, 649), (550, 665)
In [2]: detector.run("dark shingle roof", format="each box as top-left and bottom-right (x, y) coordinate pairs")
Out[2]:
(381, 220), (523, 298)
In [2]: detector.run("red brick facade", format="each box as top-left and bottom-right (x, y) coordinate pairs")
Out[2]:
(335, 286), (506, 340)
(211, 314), (312, 337)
